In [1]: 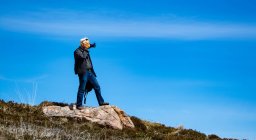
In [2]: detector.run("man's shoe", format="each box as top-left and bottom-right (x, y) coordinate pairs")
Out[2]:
(100, 102), (109, 106)
(76, 106), (86, 110)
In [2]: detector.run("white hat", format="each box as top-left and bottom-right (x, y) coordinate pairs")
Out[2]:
(80, 37), (89, 43)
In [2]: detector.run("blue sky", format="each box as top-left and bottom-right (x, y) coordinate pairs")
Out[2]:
(1, 0), (256, 139)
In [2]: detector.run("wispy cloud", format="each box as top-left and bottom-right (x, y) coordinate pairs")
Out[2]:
(0, 74), (48, 83)
(1, 10), (256, 40)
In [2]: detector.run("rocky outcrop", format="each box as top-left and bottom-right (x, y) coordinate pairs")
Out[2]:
(42, 105), (134, 130)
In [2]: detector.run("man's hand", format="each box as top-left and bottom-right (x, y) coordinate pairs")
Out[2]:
(90, 43), (96, 48)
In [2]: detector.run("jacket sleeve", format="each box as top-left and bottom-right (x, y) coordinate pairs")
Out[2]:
(90, 43), (96, 48)
(74, 49), (87, 59)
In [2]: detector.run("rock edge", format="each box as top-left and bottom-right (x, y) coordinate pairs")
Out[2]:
(42, 105), (134, 130)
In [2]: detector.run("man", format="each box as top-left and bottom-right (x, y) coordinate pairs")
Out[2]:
(74, 37), (109, 110)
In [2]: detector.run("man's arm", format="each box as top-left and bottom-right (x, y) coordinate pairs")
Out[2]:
(90, 43), (96, 48)
(74, 49), (87, 59)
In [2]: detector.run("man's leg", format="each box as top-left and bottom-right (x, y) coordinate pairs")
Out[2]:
(88, 72), (105, 105)
(76, 73), (88, 107)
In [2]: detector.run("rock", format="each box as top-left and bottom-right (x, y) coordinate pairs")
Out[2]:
(42, 105), (135, 130)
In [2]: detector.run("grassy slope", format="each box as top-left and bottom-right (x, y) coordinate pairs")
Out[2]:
(0, 100), (236, 140)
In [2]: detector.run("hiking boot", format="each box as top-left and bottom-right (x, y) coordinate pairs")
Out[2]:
(100, 102), (109, 106)
(76, 106), (86, 110)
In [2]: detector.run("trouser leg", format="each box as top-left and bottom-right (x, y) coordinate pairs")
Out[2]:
(76, 73), (88, 107)
(88, 72), (105, 105)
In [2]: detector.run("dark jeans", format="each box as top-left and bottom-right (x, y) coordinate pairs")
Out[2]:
(76, 71), (105, 107)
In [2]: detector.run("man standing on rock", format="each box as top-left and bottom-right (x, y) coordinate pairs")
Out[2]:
(74, 37), (109, 110)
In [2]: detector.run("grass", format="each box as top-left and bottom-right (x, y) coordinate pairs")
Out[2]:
(0, 99), (238, 140)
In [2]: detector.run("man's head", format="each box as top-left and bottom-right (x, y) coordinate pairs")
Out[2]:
(80, 37), (90, 49)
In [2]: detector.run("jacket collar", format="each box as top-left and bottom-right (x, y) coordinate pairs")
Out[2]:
(79, 46), (89, 52)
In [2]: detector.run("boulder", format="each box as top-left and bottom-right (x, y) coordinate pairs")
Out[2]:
(42, 105), (134, 130)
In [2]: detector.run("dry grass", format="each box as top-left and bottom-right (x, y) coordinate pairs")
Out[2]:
(0, 99), (237, 140)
